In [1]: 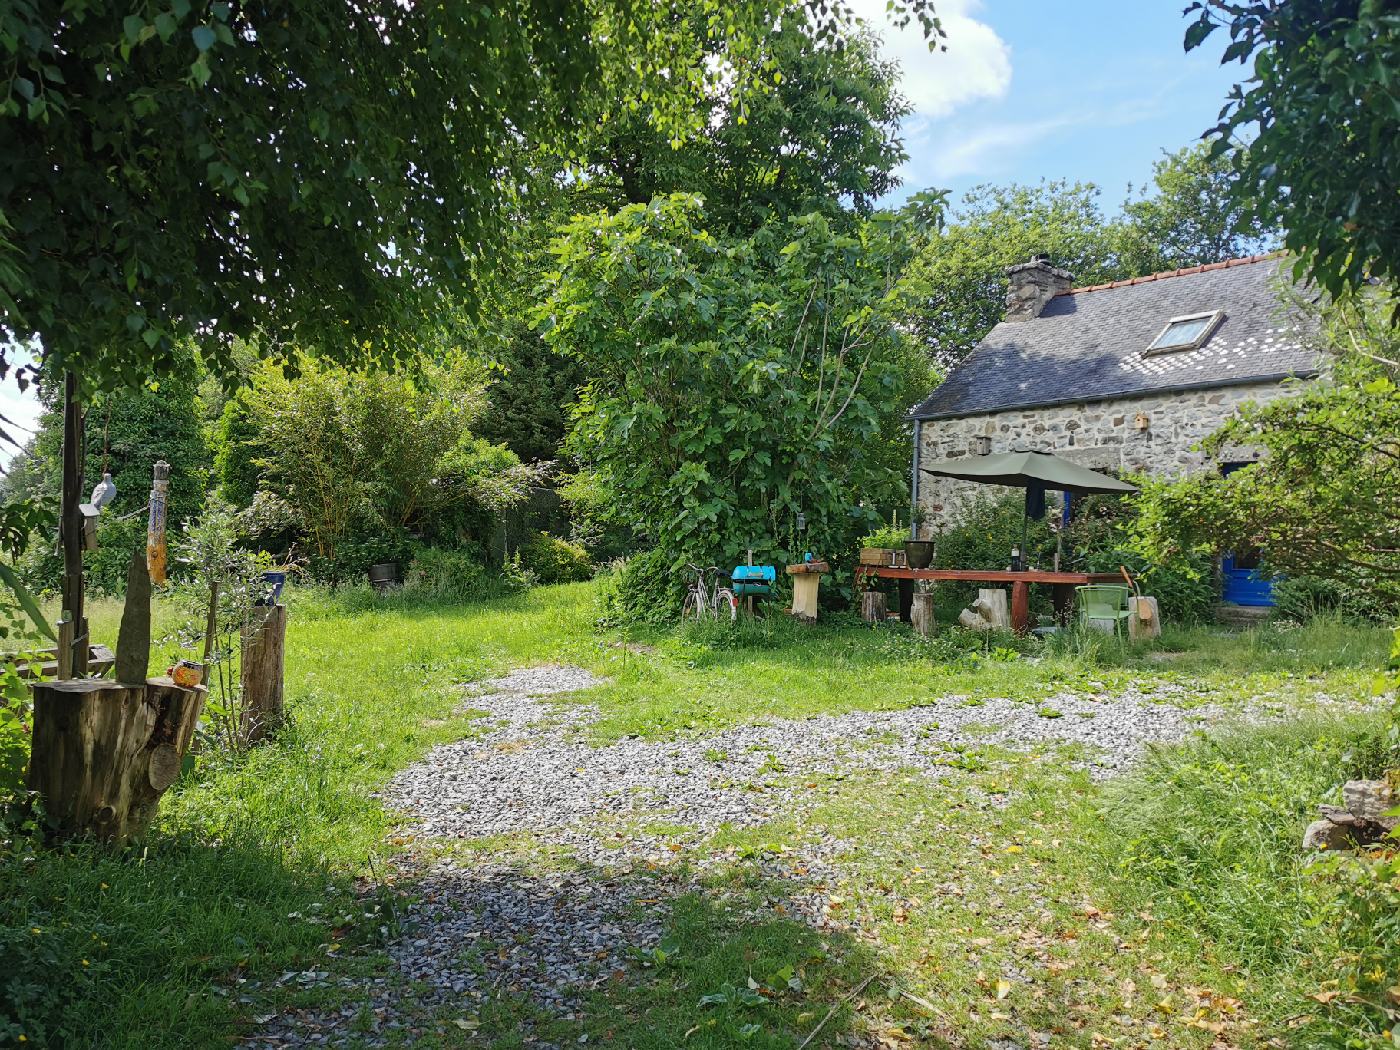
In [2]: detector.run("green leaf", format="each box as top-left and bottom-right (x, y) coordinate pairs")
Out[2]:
(192, 25), (216, 51)
(0, 562), (55, 643)
(123, 14), (145, 43)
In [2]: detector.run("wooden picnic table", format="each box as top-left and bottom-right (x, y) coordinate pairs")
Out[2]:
(854, 566), (1125, 634)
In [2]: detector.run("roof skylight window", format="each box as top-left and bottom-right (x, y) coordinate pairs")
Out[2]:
(1146, 310), (1223, 354)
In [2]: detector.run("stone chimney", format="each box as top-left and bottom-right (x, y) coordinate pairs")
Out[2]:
(1004, 254), (1072, 322)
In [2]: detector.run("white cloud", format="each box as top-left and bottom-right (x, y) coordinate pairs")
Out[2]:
(918, 91), (1173, 184)
(927, 115), (1076, 180)
(848, 0), (1012, 118)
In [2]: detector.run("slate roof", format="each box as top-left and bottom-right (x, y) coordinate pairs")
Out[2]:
(910, 254), (1321, 421)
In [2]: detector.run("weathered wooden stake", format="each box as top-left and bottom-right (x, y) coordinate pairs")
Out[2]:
(240, 603), (287, 745)
(200, 579), (220, 686)
(115, 548), (151, 684)
(58, 372), (88, 677)
(26, 677), (206, 842)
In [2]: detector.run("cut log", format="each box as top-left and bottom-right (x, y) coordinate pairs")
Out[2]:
(26, 676), (206, 842)
(973, 588), (1009, 630)
(860, 590), (888, 624)
(911, 592), (937, 637)
(789, 573), (821, 622)
(240, 603), (288, 745)
(1127, 596), (1161, 641)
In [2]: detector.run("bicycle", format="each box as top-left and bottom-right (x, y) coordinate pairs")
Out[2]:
(680, 564), (737, 622)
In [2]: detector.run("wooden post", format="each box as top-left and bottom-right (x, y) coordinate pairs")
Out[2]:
(55, 616), (74, 681)
(860, 589), (887, 623)
(146, 460), (170, 586)
(115, 548), (152, 684)
(1010, 580), (1031, 634)
(58, 372), (88, 677)
(240, 603), (287, 745)
(26, 677), (206, 842)
(200, 579), (220, 686)
(786, 561), (827, 622)
(911, 591), (937, 637)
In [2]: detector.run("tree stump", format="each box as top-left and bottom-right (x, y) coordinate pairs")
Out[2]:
(1127, 596), (1161, 641)
(860, 590), (888, 623)
(910, 592), (937, 637)
(27, 677), (206, 842)
(240, 603), (287, 745)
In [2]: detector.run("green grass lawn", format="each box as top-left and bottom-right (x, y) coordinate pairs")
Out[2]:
(1, 581), (1394, 1048)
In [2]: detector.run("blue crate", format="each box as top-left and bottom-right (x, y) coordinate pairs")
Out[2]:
(731, 564), (776, 597)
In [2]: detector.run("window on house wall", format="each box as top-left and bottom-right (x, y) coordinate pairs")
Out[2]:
(1145, 310), (1224, 354)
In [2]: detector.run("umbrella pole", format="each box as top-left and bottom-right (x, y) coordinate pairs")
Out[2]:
(1020, 490), (1030, 570)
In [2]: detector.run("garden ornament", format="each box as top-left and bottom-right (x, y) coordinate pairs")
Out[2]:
(89, 471), (117, 510)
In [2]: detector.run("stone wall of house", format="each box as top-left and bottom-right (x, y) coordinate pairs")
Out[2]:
(914, 381), (1288, 530)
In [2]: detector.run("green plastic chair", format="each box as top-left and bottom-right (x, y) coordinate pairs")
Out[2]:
(1076, 585), (1131, 636)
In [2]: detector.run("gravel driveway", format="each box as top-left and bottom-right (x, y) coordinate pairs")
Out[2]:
(242, 664), (1235, 1048)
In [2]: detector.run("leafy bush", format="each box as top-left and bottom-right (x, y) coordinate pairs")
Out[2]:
(931, 492), (1056, 617)
(539, 196), (931, 617)
(1067, 491), (1217, 624)
(402, 547), (494, 603)
(936, 491), (1056, 571)
(517, 532), (592, 584)
(1272, 574), (1385, 625)
(596, 549), (685, 627)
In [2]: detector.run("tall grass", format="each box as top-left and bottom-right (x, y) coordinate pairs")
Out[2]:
(1085, 712), (1399, 1044)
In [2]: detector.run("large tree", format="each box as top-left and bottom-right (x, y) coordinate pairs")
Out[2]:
(899, 180), (1122, 366)
(0, 1), (943, 396)
(1115, 142), (1275, 275)
(578, 25), (910, 233)
(536, 195), (931, 571)
(1185, 0), (1400, 302)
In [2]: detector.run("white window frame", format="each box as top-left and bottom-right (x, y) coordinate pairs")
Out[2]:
(1145, 309), (1224, 355)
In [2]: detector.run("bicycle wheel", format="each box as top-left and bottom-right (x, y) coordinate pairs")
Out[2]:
(681, 591), (701, 622)
(715, 588), (738, 621)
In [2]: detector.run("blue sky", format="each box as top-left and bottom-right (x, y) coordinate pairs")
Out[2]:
(855, 0), (1246, 211)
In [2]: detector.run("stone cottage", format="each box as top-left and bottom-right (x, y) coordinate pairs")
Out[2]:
(909, 252), (1320, 605)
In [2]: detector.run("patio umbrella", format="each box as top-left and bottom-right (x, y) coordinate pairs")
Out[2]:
(921, 450), (1137, 568)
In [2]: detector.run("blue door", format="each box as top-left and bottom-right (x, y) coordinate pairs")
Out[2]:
(1218, 462), (1276, 607)
(1221, 549), (1275, 606)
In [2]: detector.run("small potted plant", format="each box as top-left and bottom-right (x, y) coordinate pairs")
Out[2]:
(859, 522), (908, 567)
(904, 513), (936, 569)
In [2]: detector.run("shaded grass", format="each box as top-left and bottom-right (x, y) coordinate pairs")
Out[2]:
(2, 583), (602, 1048)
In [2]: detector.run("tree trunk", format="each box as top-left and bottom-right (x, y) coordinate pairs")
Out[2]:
(240, 603), (287, 745)
(26, 677), (206, 842)
(860, 590), (887, 623)
(911, 592), (937, 637)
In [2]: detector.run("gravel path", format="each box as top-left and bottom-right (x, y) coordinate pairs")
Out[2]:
(243, 664), (1240, 1048)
